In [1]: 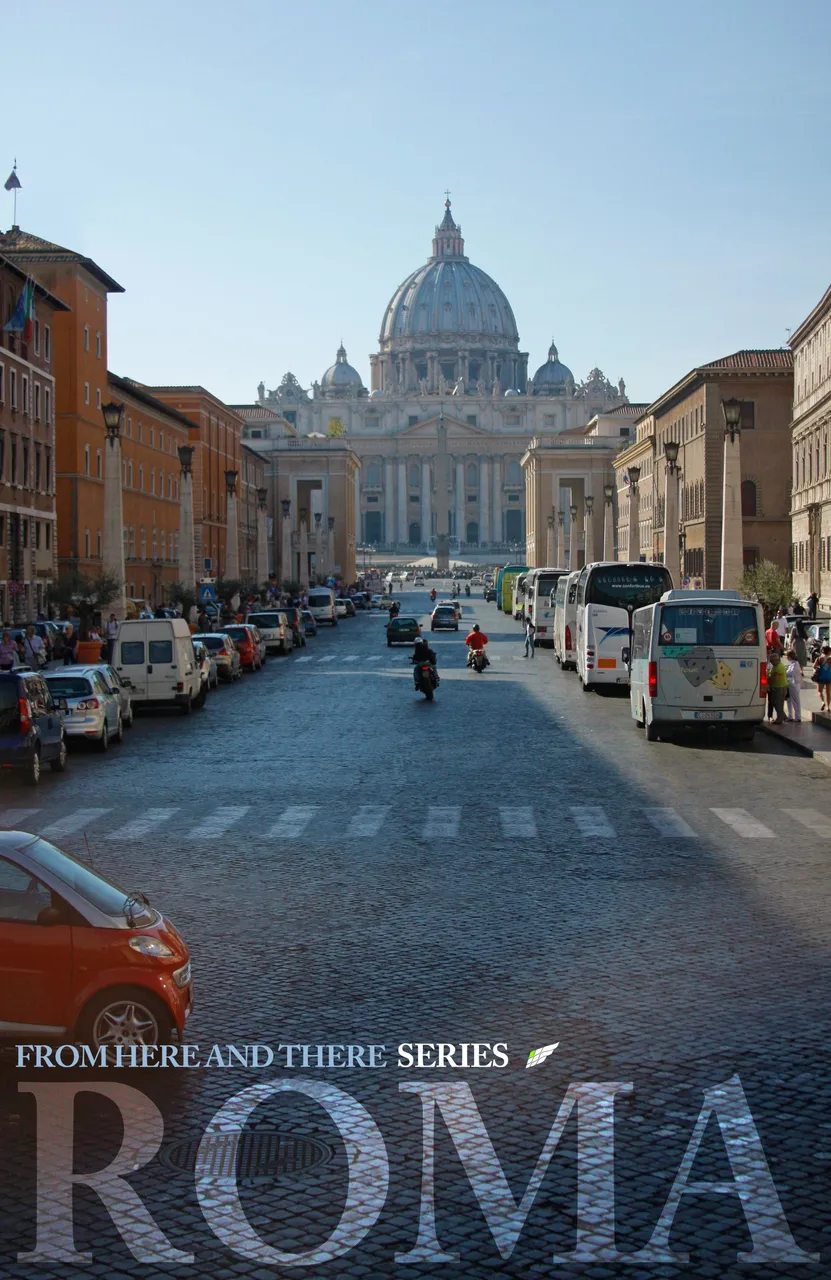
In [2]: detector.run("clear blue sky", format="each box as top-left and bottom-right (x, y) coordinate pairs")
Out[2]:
(3, 0), (830, 406)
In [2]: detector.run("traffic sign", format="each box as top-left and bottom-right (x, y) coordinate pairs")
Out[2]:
(203, 557), (212, 571)
(8, 581), (19, 595)
(198, 584), (216, 603)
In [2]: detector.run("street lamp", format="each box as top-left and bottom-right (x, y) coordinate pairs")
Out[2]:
(722, 398), (742, 443)
(224, 469), (238, 495)
(101, 401), (124, 441)
(177, 444), (194, 474)
(665, 440), (680, 472)
(663, 441), (681, 586)
(720, 399), (744, 587)
(281, 499), (291, 519)
(626, 467), (641, 562)
(257, 487), (268, 510)
(603, 482), (615, 561)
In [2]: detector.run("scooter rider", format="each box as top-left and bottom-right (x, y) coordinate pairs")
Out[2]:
(430, 588), (437, 603)
(464, 623), (489, 667)
(465, 583), (471, 597)
(412, 635), (439, 687)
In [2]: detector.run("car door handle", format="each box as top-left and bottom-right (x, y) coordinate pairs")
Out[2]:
(147, 665), (153, 674)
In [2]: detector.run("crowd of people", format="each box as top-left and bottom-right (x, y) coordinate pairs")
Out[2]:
(763, 596), (830, 724)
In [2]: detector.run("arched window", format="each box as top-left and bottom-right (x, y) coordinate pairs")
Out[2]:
(466, 462), (478, 487)
(365, 462), (381, 487)
(741, 480), (757, 518)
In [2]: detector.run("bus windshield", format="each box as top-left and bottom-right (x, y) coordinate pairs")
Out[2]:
(586, 565), (672, 610)
(535, 572), (562, 598)
(658, 605), (759, 647)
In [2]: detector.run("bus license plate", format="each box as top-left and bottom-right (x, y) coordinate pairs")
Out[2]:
(695, 711), (723, 720)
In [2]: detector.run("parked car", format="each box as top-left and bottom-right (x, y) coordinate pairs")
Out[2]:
(192, 641), (218, 696)
(0, 670), (68, 784)
(301, 609), (318, 637)
(306, 588), (337, 627)
(219, 625), (262, 671)
(44, 668), (123, 751)
(0, 830), (193, 1053)
(431, 605), (459, 632)
(337, 597), (357, 617)
(85, 663), (135, 727)
(349, 594), (367, 611)
(377, 594), (395, 610)
(113, 619), (202, 714)
(245, 610), (292, 655)
(192, 633), (241, 682)
(281, 605), (307, 648)
(334, 598), (348, 619)
(387, 616), (421, 646)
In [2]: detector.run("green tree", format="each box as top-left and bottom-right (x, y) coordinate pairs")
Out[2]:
(166, 581), (199, 618)
(740, 559), (793, 619)
(46, 570), (124, 639)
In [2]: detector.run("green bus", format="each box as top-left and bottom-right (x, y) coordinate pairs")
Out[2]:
(497, 564), (528, 613)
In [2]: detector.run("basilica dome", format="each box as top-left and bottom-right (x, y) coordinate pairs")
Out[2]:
(532, 342), (574, 394)
(321, 344), (364, 394)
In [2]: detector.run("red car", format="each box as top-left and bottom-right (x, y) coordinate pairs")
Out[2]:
(222, 624), (264, 671)
(0, 830), (192, 1054)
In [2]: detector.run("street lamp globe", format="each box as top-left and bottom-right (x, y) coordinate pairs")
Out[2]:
(585, 495), (594, 515)
(722, 398), (742, 441)
(281, 499), (291, 519)
(569, 503), (578, 522)
(256, 487), (268, 509)
(224, 469), (238, 495)
(665, 440), (680, 468)
(101, 401), (124, 441)
(547, 513), (555, 529)
(604, 483), (614, 503)
(314, 512), (322, 528)
(627, 466), (640, 488)
(177, 444), (194, 473)
(328, 516), (335, 531)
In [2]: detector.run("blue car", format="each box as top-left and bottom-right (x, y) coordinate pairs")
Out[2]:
(302, 610), (318, 637)
(0, 670), (68, 785)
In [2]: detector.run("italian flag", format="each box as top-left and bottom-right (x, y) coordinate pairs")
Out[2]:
(3, 277), (36, 341)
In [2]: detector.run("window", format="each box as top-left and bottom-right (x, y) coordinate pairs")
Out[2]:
(83, 325), (90, 352)
(408, 415), (419, 426)
(34, 383), (40, 421)
(149, 426), (155, 448)
(84, 444), (90, 475)
(120, 641), (145, 665)
(466, 463), (478, 486)
(466, 415), (478, 426)
(44, 326), (50, 361)
(33, 321), (40, 355)
(44, 386), (51, 424)
(96, 388), (101, 409)
(35, 448), (41, 489)
(740, 401), (755, 430)
(0, 858), (53, 924)
(161, 530), (167, 559)
(45, 522), (50, 550)
(96, 448), (102, 479)
(21, 376), (28, 414)
(84, 382), (90, 405)
(149, 640), (172, 664)
(128, 460), (133, 487)
(34, 520), (40, 550)
(140, 528), (146, 559)
(150, 468), (155, 495)
(137, 421), (143, 442)
(740, 480), (757, 518)
(95, 332), (101, 358)
(10, 436), (17, 484)
(152, 529), (158, 558)
(10, 369), (17, 409)
(45, 450), (51, 491)
(84, 528), (90, 557)
(139, 465), (144, 491)
(0, 364), (4, 403)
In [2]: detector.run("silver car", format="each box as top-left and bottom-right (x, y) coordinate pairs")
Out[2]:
(44, 668), (123, 751)
(83, 663), (134, 727)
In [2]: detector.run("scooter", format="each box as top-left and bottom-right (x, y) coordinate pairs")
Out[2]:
(468, 647), (489, 673)
(465, 584), (471, 597)
(411, 656), (438, 700)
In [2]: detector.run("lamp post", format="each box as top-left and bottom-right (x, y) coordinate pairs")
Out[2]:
(280, 499), (292, 586)
(546, 513), (555, 567)
(224, 470), (239, 582)
(720, 398), (743, 589)
(584, 494), (595, 566)
(299, 506), (309, 588)
(569, 502), (578, 570)
(177, 444), (196, 595)
(256, 487), (269, 588)
(328, 516), (335, 578)
(314, 511), (323, 584)
(663, 441), (680, 588)
(627, 466), (641, 562)
(100, 401), (127, 619)
(603, 482), (615, 561)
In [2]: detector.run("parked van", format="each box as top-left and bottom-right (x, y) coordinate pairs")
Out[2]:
(307, 587), (337, 627)
(553, 570), (580, 668)
(630, 590), (766, 742)
(523, 567), (566, 643)
(114, 619), (202, 713)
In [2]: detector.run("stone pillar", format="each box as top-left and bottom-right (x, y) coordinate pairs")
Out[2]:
(584, 494), (595, 565)
(102, 408), (127, 619)
(455, 457), (465, 544)
(434, 418), (451, 571)
(354, 471), (362, 545)
(384, 458), (395, 545)
(492, 456), (502, 543)
(479, 456), (490, 543)
(421, 458), (431, 546)
(397, 458), (407, 545)
(546, 514), (555, 566)
(627, 471), (640, 563)
(720, 430), (743, 589)
(664, 464), (679, 588)
(224, 471), (239, 580)
(177, 445), (196, 592)
(314, 512), (324, 583)
(551, 506), (560, 566)
(298, 509), (309, 588)
(603, 489), (615, 561)
(280, 500), (292, 584)
(256, 488), (268, 586)
(328, 516), (335, 577)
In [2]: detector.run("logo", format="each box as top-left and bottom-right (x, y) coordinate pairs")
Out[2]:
(525, 1042), (559, 1069)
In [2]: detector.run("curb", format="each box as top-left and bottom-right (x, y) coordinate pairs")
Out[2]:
(759, 720), (831, 767)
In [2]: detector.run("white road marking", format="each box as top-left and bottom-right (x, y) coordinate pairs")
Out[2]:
(570, 806), (615, 838)
(110, 808), (180, 840)
(295, 656), (312, 663)
(785, 808), (831, 838)
(347, 805), (390, 837)
(366, 656), (383, 662)
(188, 806), (250, 839)
(422, 806), (460, 838)
(318, 655), (336, 664)
(644, 808), (698, 838)
(342, 655), (358, 663)
(269, 805), (319, 837)
(40, 808), (111, 839)
(0, 808), (40, 827)
(711, 808), (775, 838)
(500, 806), (537, 837)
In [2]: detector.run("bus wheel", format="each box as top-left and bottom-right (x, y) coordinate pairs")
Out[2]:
(645, 718), (660, 742)
(635, 702), (645, 728)
(581, 679), (592, 693)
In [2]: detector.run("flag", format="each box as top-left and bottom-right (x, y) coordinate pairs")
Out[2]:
(4, 167), (20, 192)
(3, 278), (35, 336)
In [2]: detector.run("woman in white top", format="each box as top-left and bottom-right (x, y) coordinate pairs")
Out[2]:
(785, 647), (802, 723)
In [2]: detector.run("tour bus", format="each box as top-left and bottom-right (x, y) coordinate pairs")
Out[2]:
(630, 590), (767, 742)
(522, 567), (567, 644)
(499, 564), (528, 613)
(511, 572), (529, 620)
(552, 569), (581, 667)
(575, 561), (673, 691)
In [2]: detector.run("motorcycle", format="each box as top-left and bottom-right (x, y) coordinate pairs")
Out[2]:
(411, 656), (438, 700)
(467, 647), (489, 673)
(430, 589), (437, 603)
(465, 584), (471, 597)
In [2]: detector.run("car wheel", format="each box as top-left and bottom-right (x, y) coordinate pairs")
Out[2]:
(194, 684), (207, 709)
(635, 702), (645, 729)
(50, 736), (68, 773)
(581, 679), (592, 693)
(98, 723), (109, 752)
(113, 714), (124, 743)
(25, 749), (41, 786)
(124, 707), (134, 728)
(180, 693), (192, 715)
(78, 986), (174, 1062)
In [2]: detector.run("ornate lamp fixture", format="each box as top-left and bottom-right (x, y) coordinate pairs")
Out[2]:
(177, 444), (194, 474)
(101, 401), (124, 442)
(721, 398), (742, 443)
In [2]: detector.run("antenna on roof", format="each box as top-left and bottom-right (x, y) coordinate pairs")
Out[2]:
(4, 159), (21, 225)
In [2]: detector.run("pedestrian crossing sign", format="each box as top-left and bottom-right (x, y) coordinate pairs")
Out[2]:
(199, 584), (216, 603)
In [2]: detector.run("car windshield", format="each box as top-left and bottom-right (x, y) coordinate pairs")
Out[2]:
(223, 628), (248, 641)
(247, 614), (281, 627)
(658, 605), (760, 647)
(435, 608), (454, 616)
(16, 836), (152, 922)
(44, 677), (93, 696)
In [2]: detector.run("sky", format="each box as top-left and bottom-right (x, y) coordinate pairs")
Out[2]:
(3, 0), (830, 407)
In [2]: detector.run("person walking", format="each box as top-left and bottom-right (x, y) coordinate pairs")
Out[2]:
(22, 625), (45, 669)
(0, 631), (17, 670)
(790, 616), (809, 668)
(767, 650), (789, 724)
(105, 613), (119, 663)
(63, 624), (77, 666)
(524, 609), (536, 658)
(806, 591), (819, 621)
(775, 608), (788, 646)
(813, 645), (831, 712)
(785, 648), (803, 723)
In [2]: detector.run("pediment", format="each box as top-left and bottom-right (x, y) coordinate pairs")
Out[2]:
(397, 412), (490, 439)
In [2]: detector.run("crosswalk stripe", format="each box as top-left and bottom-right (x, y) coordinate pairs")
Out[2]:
(40, 808), (111, 839)
(342, 655), (358, 663)
(0, 807), (40, 828)
(295, 656), (312, 663)
(500, 806), (537, 837)
(711, 808), (775, 839)
(422, 806), (460, 838)
(570, 806), (615, 838)
(785, 808), (831, 838)
(110, 808), (180, 840)
(268, 805), (319, 837)
(188, 806), (250, 839)
(318, 656), (336, 664)
(347, 805), (390, 837)
(366, 656), (383, 662)
(645, 808), (698, 838)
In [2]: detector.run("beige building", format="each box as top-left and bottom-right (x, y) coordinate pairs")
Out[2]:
(614, 350), (794, 586)
(789, 284), (831, 608)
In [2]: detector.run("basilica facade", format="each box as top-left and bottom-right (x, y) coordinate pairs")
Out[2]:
(245, 201), (628, 553)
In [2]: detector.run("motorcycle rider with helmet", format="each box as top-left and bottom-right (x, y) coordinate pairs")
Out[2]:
(411, 635), (439, 690)
(464, 623), (489, 669)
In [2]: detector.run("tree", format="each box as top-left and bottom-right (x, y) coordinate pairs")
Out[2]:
(740, 559), (793, 619)
(327, 417), (345, 437)
(46, 570), (124, 639)
(166, 581), (198, 618)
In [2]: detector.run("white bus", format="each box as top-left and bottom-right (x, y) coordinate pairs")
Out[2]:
(552, 570), (581, 668)
(523, 567), (567, 645)
(575, 561), (672, 691)
(630, 590), (766, 742)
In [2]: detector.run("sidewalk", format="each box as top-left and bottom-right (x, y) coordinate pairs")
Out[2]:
(760, 681), (831, 764)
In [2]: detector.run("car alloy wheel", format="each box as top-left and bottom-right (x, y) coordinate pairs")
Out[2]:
(98, 724), (109, 753)
(81, 987), (173, 1063)
(50, 736), (68, 773)
(26, 750), (41, 786)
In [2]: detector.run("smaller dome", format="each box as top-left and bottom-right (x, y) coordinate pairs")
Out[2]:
(533, 341), (574, 393)
(368, 388), (385, 399)
(321, 344), (364, 392)
(504, 388), (521, 397)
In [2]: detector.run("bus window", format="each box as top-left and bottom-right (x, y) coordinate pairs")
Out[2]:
(585, 565), (671, 610)
(658, 605), (759, 647)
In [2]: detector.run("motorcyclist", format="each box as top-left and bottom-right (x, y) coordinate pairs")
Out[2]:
(389, 600), (400, 619)
(464, 623), (489, 668)
(412, 636), (438, 687)
(430, 588), (437, 603)
(465, 583), (471, 597)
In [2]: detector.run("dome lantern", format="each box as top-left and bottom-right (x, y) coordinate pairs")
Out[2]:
(320, 343), (365, 396)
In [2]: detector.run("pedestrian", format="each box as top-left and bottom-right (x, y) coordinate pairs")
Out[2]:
(22, 625), (45, 669)
(775, 608), (788, 645)
(63, 624), (77, 666)
(791, 598), (805, 617)
(765, 620), (783, 653)
(0, 630), (16, 670)
(785, 648), (802, 723)
(790, 616), (809, 668)
(812, 645), (831, 712)
(105, 612), (119, 662)
(767, 650), (789, 724)
(524, 609), (536, 658)
(807, 591), (819, 621)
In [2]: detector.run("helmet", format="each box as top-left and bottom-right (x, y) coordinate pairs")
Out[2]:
(473, 624), (480, 632)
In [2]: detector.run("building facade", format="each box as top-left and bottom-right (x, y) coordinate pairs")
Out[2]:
(0, 254), (67, 621)
(789, 284), (831, 609)
(248, 201), (628, 556)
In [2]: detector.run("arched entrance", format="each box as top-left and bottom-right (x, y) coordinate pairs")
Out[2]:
(466, 521), (479, 545)
(409, 522), (421, 545)
(505, 509), (523, 542)
(365, 511), (382, 543)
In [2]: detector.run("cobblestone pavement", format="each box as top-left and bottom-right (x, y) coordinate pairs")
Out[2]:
(2, 591), (831, 1277)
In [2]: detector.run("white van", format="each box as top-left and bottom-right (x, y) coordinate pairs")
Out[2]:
(525, 567), (566, 644)
(114, 618), (202, 713)
(307, 587), (337, 627)
(553, 570), (580, 669)
(630, 590), (766, 742)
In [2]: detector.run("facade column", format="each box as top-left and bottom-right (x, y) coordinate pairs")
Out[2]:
(397, 458), (407, 545)
(102, 405), (127, 619)
(603, 486), (615, 561)
(455, 457), (465, 544)
(421, 458), (431, 545)
(256, 488), (268, 585)
(176, 444), (196, 592)
(224, 470), (240, 580)
(720, 411), (743, 589)
(314, 512), (324, 583)
(328, 516), (335, 577)
(627, 469), (641, 563)
(479, 456), (490, 543)
(354, 471), (362, 545)
(280, 500), (292, 583)
(298, 509), (309, 588)
(584, 494), (595, 565)
(384, 458), (395, 545)
(492, 455), (502, 543)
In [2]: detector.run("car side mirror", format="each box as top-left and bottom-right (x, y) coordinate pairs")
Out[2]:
(55, 697), (68, 712)
(37, 905), (65, 927)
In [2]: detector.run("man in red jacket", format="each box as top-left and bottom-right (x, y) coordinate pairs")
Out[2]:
(465, 623), (489, 667)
